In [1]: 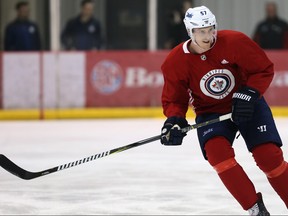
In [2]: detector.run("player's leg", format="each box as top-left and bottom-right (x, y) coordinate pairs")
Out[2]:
(238, 97), (287, 208)
(204, 136), (258, 210)
(196, 114), (259, 211)
(252, 143), (288, 208)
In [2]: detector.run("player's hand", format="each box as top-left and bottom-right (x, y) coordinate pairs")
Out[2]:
(232, 86), (260, 124)
(161, 117), (189, 145)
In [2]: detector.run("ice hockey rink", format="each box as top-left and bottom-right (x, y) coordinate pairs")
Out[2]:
(0, 117), (287, 215)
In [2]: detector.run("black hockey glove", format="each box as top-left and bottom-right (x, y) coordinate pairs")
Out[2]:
(161, 116), (189, 145)
(232, 86), (260, 125)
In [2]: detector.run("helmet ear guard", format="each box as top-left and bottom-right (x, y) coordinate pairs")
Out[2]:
(183, 6), (217, 40)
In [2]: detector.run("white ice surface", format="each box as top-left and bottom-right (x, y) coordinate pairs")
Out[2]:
(0, 118), (287, 215)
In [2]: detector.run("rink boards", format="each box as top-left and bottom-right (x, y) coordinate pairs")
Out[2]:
(0, 51), (288, 119)
(0, 106), (287, 120)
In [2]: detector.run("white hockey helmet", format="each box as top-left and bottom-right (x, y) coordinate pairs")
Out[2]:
(183, 6), (217, 40)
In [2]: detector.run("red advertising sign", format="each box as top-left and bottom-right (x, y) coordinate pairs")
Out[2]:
(86, 51), (167, 107)
(86, 50), (288, 108)
(264, 51), (288, 106)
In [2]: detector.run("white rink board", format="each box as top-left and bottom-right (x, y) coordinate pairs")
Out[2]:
(42, 52), (86, 108)
(2, 53), (86, 109)
(0, 118), (287, 215)
(3, 53), (40, 109)
(57, 53), (85, 108)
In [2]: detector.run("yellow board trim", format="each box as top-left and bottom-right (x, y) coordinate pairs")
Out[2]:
(0, 107), (287, 120)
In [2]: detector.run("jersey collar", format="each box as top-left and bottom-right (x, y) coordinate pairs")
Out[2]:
(182, 37), (217, 54)
(182, 39), (191, 53)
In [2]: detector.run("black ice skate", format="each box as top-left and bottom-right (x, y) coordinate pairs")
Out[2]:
(248, 192), (270, 216)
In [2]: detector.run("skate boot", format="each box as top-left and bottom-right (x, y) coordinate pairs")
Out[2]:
(248, 192), (270, 216)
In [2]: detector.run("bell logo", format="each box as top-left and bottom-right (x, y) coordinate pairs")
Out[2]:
(90, 61), (164, 95)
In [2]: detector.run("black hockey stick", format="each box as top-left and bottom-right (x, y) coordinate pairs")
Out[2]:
(0, 113), (231, 180)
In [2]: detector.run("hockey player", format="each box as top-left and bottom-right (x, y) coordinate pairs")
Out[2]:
(160, 5), (288, 216)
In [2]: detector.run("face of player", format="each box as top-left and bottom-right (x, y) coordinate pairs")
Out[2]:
(193, 26), (216, 51)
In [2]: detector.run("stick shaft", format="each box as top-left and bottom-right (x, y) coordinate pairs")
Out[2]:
(0, 113), (231, 180)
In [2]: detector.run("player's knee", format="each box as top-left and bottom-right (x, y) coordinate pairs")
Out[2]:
(252, 143), (287, 178)
(205, 136), (235, 167)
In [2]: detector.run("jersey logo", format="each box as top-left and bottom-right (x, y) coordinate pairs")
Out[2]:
(221, 59), (229, 64)
(201, 55), (207, 61)
(200, 69), (235, 99)
(88, 24), (96, 33)
(29, 26), (35, 34)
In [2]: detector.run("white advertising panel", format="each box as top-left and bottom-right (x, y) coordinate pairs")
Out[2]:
(3, 53), (40, 109)
(58, 53), (85, 108)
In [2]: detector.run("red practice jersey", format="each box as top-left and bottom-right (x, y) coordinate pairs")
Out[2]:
(161, 30), (274, 118)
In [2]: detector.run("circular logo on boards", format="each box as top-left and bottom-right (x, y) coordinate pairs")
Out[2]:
(200, 69), (235, 99)
(91, 60), (123, 94)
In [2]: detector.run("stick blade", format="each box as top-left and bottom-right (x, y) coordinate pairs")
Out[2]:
(0, 154), (38, 180)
